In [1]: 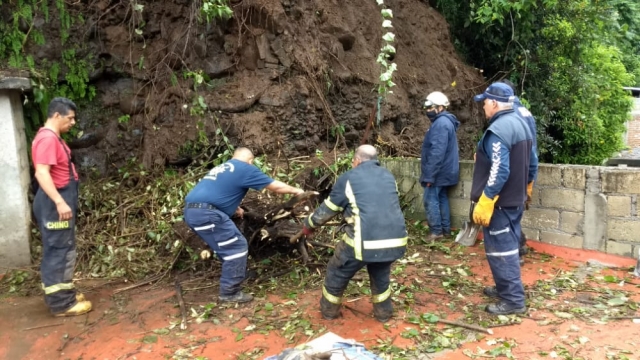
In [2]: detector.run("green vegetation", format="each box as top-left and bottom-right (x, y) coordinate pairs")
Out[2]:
(0, 0), (95, 141)
(435, 0), (640, 164)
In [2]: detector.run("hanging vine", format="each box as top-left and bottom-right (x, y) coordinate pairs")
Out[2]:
(374, 0), (397, 125)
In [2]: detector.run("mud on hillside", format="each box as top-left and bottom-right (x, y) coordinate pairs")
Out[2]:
(19, 0), (486, 174)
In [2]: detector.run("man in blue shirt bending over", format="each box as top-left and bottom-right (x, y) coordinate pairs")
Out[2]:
(184, 147), (304, 303)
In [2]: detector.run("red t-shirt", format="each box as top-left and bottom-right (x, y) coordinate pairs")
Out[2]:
(31, 128), (79, 188)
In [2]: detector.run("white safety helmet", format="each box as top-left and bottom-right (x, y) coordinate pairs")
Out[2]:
(424, 91), (450, 108)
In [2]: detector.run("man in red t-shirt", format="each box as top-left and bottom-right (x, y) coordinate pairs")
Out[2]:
(32, 97), (92, 317)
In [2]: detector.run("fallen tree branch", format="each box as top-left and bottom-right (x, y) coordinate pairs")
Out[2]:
(437, 319), (493, 335)
(297, 237), (310, 264)
(175, 280), (188, 330)
(22, 322), (64, 331)
(308, 240), (334, 249)
(58, 314), (105, 352)
(344, 304), (369, 318)
(606, 315), (640, 320)
(112, 274), (163, 295)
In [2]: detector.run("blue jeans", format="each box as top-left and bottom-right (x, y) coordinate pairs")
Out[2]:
(483, 207), (525, 307)
(423, 185), (451, 236)
(183, 207), (248, 296)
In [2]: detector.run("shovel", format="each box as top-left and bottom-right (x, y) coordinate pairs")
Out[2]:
(634, 248), (640, 277)
(454, 201), (481, 247)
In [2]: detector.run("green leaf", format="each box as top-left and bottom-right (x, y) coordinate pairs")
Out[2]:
(554, 311), (574, 319)
(607, 297), (628, 306)
(142, 335), (158, 343)
(421, 312), (439, 323)
(406, 314), (421, 324)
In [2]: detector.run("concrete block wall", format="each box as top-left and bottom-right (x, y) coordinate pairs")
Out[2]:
(626, 98), (640, 147)
(381, 158), (640, 259)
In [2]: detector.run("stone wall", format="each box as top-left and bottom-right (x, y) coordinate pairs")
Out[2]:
(382, 159), (640, 259)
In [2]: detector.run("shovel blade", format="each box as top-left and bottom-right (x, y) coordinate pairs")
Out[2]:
(455, 221), (481, 247)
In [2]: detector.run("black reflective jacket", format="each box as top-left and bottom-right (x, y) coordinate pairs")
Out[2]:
(304, 160), (407, 262)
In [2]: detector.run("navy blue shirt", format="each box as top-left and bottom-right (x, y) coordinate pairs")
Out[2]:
(185, 159), (274, 216)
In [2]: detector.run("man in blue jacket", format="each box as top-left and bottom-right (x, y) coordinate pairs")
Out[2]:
(184, 147), (304, 303)
(500, 79), (538, 264)
(420, 91), (460, 241)
(471, 82), (538, 315)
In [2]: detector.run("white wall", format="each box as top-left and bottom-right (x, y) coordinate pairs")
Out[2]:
(0, 89), (32, 270)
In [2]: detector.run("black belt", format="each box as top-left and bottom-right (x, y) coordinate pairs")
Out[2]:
(186, 203), (217, 210)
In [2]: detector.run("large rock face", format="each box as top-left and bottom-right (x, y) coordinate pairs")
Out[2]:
(21, 0), (486, 173)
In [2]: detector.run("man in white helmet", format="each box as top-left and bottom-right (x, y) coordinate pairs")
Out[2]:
(420, 91), (460, 241)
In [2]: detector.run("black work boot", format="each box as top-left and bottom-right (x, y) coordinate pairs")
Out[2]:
(485, 301), (526, 315)
(320, 297), (341, 320)
(482, 286), (499, 298)
(372, 299), (394, 323)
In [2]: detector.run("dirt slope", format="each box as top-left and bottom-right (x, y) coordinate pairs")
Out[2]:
(22, 0), (486, 174)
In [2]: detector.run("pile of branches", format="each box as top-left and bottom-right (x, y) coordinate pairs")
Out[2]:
(31, 163), (330, 280)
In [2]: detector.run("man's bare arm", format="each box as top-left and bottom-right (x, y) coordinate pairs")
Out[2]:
(265, 180), (304, 195)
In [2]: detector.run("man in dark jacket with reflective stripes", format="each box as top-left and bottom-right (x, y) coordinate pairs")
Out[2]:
(302, 145), (407, 322)
(471, 82), (538, 315)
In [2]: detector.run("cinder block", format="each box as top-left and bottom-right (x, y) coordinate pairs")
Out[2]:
(537, 165), (562, 187)
(540, 188), (585, 212)
(521, 208), (559, 229)
(560, 211), (584, 234)
(459, 161), (474, 181)
(602, 170), (640, 194)
(539, 231), (584, 249)
(530, 187), (541, 206)
(607, 195), (632, 217)
(607, 219), (640, 243)
(522, 227), (540, 241)
(563, 166), (587, 189)
(447, 183), (463, 198)
(450, 216), (467, 230)
(606, 241), (634, 257)
(462, 180), (472, 199)
(449, 198), (472, 219)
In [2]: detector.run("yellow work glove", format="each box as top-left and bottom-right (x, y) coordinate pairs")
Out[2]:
(473, 192), (499, 227)
(525, 181), (534, 210)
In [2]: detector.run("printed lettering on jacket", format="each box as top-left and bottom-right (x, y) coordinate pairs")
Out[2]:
(45, 221), (70, 230)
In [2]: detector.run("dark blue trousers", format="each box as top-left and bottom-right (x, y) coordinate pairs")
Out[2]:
(184, 207), (248, 296)
(483, 207), (525, 308)
(322, 241), (394, 318)
(33, 182), (79, 314)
